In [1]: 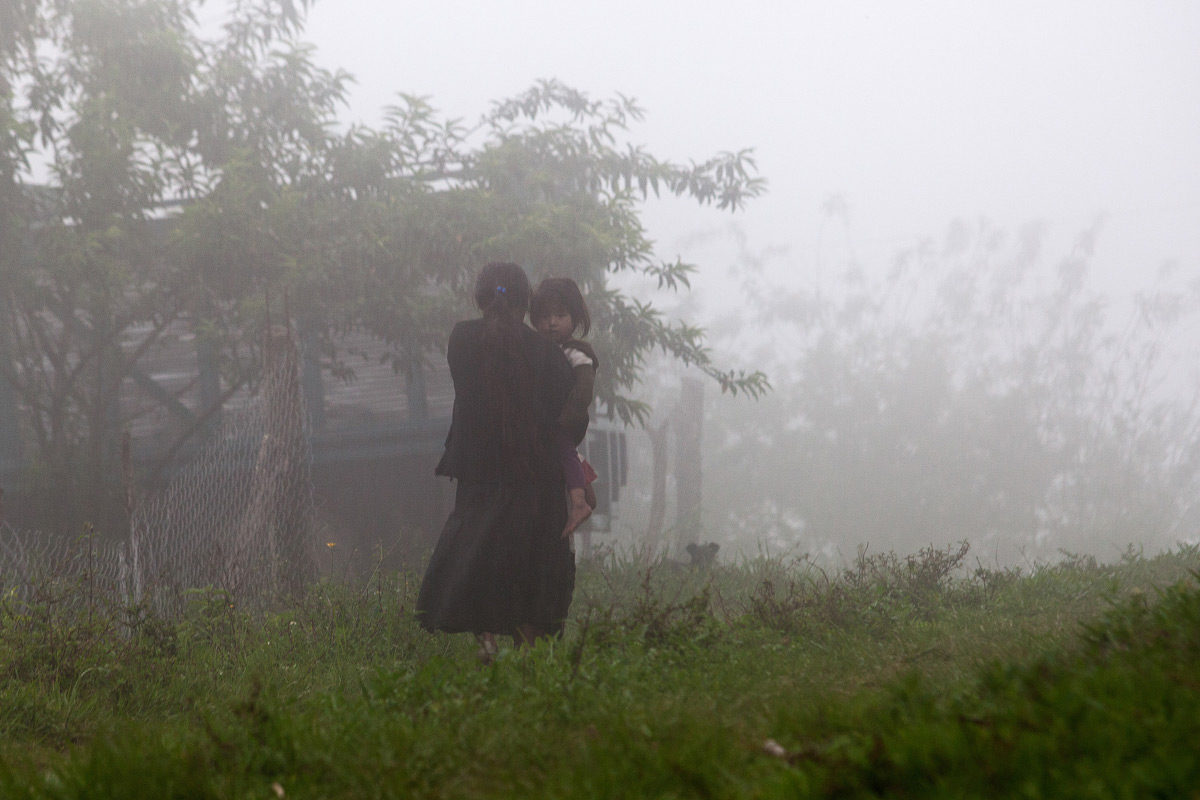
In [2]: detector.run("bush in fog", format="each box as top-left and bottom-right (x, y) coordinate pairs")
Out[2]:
(706, 218), (1200, 561)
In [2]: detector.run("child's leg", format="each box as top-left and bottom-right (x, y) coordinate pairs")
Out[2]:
(561, 436), (586, 492)
(581, 457), (598, 510)
(559, 434), (591, 537)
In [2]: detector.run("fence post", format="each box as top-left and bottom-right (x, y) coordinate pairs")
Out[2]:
(673, 377), (704, 554)
(405, 343), (429, 423)
(300, 321), (326, 432)
(196, 304), (223, 439)
(643, 420), (669, 562)
(0, 326), (22, 480)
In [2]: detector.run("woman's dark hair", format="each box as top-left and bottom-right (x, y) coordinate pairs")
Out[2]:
(475, 263), (541, 490)
(530, 277), (591, 338)
(474, 261), (531, 316)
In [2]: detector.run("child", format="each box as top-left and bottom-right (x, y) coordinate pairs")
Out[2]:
(530, 277), (599, 539)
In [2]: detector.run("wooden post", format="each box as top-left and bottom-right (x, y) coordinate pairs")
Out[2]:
(0, 332), (21, 478)
(643, 420), (669, 562)
(196, 303), (222, 439)
(300, 322), (326, 432)
(673, 377), (704, 554)
(405, 344), (429, 423)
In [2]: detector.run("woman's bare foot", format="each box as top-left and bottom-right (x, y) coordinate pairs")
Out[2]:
(562, 488), (592, 538)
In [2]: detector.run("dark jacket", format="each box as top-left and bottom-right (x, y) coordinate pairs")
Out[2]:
(435, 318), (574, 483)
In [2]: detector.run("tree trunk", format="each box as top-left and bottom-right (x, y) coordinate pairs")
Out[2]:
(227, 324), (315, 602)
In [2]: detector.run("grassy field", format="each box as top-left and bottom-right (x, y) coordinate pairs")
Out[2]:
(0, 541), (1197, 798)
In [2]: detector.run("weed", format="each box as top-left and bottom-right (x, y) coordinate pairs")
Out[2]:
(0, 543), (1196, 797)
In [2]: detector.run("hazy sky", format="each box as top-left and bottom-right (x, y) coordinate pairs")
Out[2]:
(292, 0), (1199, 300)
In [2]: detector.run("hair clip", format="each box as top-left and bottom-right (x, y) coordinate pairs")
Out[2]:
(496, 285), (507, 294)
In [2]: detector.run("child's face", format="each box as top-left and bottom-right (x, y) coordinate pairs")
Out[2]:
(536, 306), (575, 344)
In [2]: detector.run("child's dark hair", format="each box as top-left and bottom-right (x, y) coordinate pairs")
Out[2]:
(530, 277), (590, 337)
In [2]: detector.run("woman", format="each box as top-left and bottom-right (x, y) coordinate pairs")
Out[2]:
(416, 262), (576, 655)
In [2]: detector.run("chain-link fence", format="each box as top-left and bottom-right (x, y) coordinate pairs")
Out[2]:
(0, 522), (126, 611)
(0, 325), (317, 616)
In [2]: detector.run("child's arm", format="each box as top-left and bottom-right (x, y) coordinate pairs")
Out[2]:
(559, 345), (597, 446)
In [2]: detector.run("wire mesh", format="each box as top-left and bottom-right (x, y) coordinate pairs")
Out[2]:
(0, 325), (318, 616)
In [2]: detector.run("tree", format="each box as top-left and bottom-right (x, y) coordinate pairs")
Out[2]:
(312, 80), (768, 424)
(0, 0), (766, 532)
(0, 0), (348, 530)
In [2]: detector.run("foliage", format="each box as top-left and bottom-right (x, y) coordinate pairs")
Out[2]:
(704, 216), (1200, 560)
(746, 540), (972, 635)
(317, 79), (769, 423)
(0, 0), (767, 533)
(0, 543), (1197, 797)
(0, 0), (340, 531)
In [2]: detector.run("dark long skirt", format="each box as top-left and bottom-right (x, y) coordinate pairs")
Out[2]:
(416, 479), (575, 637)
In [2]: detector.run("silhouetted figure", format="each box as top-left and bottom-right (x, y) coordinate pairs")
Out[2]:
(416, 263), (575, 658)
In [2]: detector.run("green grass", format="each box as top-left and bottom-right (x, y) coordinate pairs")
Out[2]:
(0, 542), (1197, 798)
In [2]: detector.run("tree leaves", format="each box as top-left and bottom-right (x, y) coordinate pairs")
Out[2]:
(1, 1), (768, 533)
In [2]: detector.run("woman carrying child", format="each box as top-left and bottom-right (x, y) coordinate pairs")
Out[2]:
(530, 277), (600, 539)
(416, 263), (576, 655)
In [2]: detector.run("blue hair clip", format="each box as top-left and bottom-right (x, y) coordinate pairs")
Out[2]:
(496, 285), (507, 294)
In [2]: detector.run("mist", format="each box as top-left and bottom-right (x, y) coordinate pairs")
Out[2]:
(297, 0), (1200, 296)
(624, 214), (1200, 566)
(216, 0), (1200, 564)
(284, 0), (1195, 565)
(5, 6), (1200, 792)
(7, 0), (1199, 568)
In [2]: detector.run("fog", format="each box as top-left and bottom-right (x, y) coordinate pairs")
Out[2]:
(269, 0), (1200, 563)
(296, 0), (1200, 297)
